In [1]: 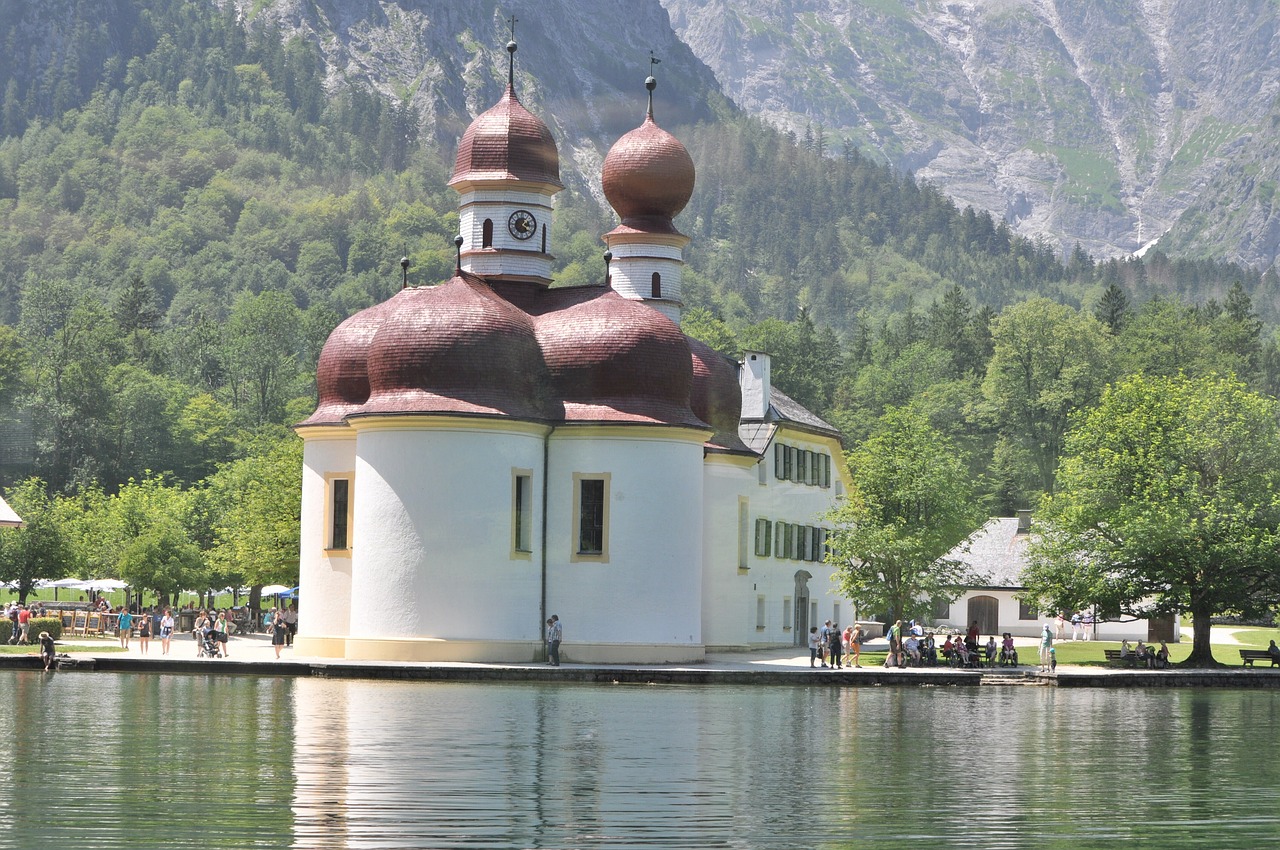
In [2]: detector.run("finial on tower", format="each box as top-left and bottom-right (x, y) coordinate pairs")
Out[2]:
(454, 235), (465, 273)
(647, 51), (661, 118)
(603, 250), (613, 284)
(400, 250), (409, 290)
(506, 15), (519, 90)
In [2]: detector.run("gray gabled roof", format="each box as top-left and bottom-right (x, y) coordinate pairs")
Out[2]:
(948, 517), (1029, 589)
(738, 387), (841, 454)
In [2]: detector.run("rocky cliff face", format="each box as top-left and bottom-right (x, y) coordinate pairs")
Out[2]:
(232, 0), (726, 204)
(660, 0), (1280, 266)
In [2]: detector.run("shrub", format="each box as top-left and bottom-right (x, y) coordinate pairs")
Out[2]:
(0, 616), (61, 644)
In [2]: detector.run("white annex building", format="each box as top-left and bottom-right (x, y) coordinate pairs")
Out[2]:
(294, 42), (855, 664)
(936, 511), (1179, 643)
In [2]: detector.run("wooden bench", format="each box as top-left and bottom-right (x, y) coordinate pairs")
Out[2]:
(1239, 649), (1279, 667)
(1104, 649), (1140, 666)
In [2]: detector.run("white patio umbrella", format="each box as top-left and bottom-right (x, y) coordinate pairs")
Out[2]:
(260, 584), (291, 595)
(79, 579), (129, 591)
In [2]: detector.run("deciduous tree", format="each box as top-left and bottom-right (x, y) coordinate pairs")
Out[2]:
(825, 407), (984, 625)
(1023, 374), (1280, 666)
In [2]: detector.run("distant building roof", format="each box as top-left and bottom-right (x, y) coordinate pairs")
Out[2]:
(0, 494), (22, 528)
(948, 517), (1029, 589)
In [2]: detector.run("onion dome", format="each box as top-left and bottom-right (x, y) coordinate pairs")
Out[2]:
(299, 302), (391, 427)
(448, 87), (562, 188)
(688, 336), (752, 453)
(357, 273), (551, 420)
(535, 289), (706, 427)
(601, 80), (695, 225)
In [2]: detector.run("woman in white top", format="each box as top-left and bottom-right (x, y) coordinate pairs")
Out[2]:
(160, 609), (175, 655)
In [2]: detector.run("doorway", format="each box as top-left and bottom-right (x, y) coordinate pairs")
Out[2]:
(966, 595), (999, 637)
(793, 570), (812, 647)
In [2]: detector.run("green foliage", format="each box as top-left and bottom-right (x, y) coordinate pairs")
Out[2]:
(28, 616), (61, 642)
(0, 478), (74, 600)
(825, 407), (985, 624)
(1024, 374), (1280, 665)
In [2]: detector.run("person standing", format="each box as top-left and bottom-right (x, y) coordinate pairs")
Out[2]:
(547, 614), (562, 666)
(1039, 623), (1054, 672)
(1054, 612), (1066, 640)
(1070, 611), (1081, 641)
(888, 619), (902, 666)
(159, 608), (175, 655)
(1081, 610), (1093, 641)
(827, 623), (843, 669)
(214, 610), (231, 659)
(807, 626), (821, 668)
(272, 608), (287, 658)
(137, 611), (152, 655)
(117, 608), (133, 650)
(283, 604), (298, 647)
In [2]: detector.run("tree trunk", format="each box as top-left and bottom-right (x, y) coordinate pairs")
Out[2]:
(1181, 601), (1221, 667)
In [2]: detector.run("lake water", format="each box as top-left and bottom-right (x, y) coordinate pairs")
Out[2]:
(1, 670), (1277, 848)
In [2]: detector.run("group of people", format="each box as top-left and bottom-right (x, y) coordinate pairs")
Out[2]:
(4, 602), (37, 645)
(807, 620), (866, 668)
(1052, 610), (1096, 641)
(1118, 639), (1170, 669)
(543, 615), (562, 665)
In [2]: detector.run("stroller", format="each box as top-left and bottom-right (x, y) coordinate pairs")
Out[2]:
(198, 627), (222, 658)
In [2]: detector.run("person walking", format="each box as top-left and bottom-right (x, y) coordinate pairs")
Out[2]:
(137, 611), (152, 655)
(1070, 611), (1081, 641)
(117, 608), (133, 650)
(546, 614), (562, 666)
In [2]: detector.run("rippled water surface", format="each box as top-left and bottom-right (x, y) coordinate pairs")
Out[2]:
(2, 671), (1278, 848)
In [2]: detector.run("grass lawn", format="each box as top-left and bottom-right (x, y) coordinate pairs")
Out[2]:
(0, 639), (126, 655)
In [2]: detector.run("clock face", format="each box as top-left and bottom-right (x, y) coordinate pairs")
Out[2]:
(508, 209), (537, 240)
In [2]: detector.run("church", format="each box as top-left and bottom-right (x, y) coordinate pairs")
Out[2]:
(294, 38), (855, 664)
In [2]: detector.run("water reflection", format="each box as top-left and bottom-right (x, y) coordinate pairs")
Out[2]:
(1, 671), (1278, 849)
(287, 680), (1280, 849)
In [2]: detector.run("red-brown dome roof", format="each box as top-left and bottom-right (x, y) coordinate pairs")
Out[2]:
(536, 290), (706, 427)
(299, 301), (391, 427)
(688, 336), (752, 453)
(357, 273), (551, 420)
(448, 87), (562, 188)
(602, 114), (695, 222)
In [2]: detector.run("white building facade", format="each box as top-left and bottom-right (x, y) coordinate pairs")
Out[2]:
(294, 45), (853, 664)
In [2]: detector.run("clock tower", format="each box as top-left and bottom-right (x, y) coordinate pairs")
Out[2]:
(448, 36), (562, 287)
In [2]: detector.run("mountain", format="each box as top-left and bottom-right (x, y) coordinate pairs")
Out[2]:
(660, 0), (1280, 268)
(225, 0), (729, 203)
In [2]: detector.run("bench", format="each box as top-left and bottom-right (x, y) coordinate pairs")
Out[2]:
(1104, 649), (1139, 666)
(1239, 649), (1279, 668)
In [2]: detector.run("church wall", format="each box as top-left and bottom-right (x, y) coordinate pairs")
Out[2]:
(705, 431), (855, 649)
(347, 419), (549, 644)
(544, 429), (705, 659)
(298, 430), (357, 643)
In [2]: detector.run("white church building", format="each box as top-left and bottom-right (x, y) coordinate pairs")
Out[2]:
(294, 40), (854, 664)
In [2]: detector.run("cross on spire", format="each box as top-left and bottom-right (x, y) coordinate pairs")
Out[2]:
(646, 51), (661, 118)
(506, 14), (519, 90)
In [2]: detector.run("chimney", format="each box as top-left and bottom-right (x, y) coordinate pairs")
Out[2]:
(1016, 509), (1032, 534)
(739, 351), (771, 420)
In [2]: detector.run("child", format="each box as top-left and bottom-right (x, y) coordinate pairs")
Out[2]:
(38, 631), (56, 671)
(1049, 646), (1057, 672)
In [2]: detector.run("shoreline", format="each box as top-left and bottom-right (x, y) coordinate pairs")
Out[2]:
(2, 633), (1277, 688)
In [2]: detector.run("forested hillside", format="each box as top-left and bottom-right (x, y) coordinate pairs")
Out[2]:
(0, 2), (1276, 599)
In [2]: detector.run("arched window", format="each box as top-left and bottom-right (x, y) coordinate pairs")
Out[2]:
(482, 219), (493, 248)
(651, 272), (661, 298)
(541, 225), (547, 254)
